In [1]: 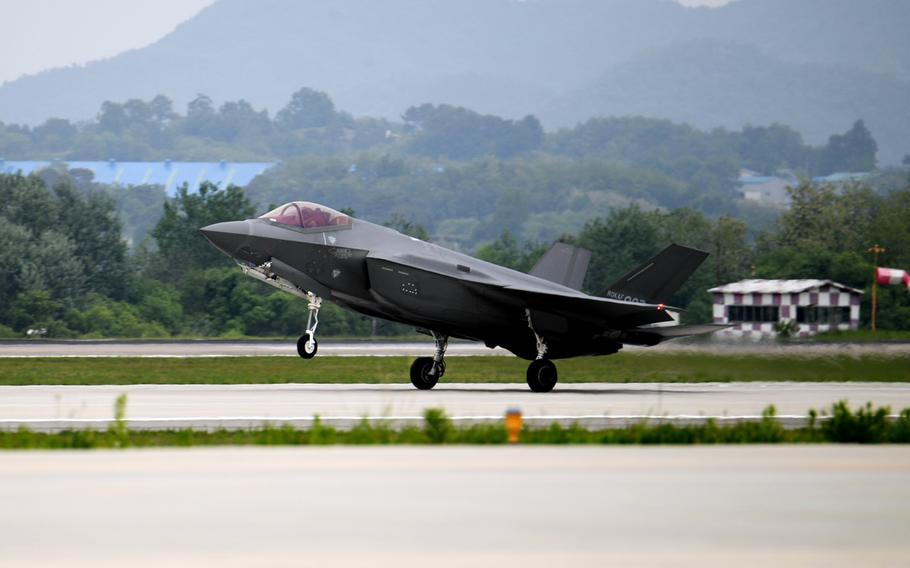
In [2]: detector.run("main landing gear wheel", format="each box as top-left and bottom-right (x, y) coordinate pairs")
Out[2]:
(297, 332), (318, 359)
(410, 332), (448, 390)
(410, 357), (445, 390)
(527, 359), (558, 393)
(524, 308), (557, 392)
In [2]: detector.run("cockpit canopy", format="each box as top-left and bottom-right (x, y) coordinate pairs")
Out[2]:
(259, 202), (351, 230)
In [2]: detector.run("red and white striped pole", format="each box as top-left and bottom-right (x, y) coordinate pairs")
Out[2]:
(868, 245), (886, 332)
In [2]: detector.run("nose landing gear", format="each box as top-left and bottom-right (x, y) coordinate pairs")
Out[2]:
(410, 332), (447, 390)
(296, 292), (322, 359)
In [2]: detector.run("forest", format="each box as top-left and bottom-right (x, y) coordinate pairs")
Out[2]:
(0, 89), (906, 338)
(1, 166), (908, 339)
(2, 89), (896, 250)
(0, 89), (881, 176)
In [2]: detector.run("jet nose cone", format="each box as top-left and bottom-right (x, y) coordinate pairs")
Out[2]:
(200, 220), (251, 257)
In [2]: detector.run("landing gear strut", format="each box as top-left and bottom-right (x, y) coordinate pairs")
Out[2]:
(526, 309), (558, 392)
(410, 332), (447, 390)
(297, 292), (322, 359)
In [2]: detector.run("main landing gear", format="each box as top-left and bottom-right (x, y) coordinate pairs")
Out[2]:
(410, 332), (447, 390)
(296, 292), (322, 359)
(526, 310), (558, 393)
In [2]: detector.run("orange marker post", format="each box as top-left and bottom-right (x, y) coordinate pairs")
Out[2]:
(505, 408), (522, 444)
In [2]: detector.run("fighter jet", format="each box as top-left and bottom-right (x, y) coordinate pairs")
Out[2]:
(201, 201), (725, 392)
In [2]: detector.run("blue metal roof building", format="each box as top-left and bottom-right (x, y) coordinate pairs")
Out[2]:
(811, 172), (870, 184)
(0, 160), (274, 195)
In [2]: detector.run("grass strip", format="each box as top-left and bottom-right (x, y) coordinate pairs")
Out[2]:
(1, 353), (908, 385)
(2, 403), (909, 449)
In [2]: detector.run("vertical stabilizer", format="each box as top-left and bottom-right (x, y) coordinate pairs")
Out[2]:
(529, 242), (592, 291)
(601, 244), (708, 304)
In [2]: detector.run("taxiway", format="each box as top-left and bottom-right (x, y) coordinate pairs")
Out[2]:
(2, 382), (908, 431)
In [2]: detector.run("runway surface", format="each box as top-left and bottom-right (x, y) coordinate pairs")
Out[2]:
(3, 339), (909, 357)
(2, 382), (908, 431)
(0, 446), (907, 566)
(0, 340), (509, 357)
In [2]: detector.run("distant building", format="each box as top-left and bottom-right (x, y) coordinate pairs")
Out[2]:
(737, 169), (794, 207)
(811, 172), (870, 185)
(709, 279), (862, 339)
(0, 159), (274, 196)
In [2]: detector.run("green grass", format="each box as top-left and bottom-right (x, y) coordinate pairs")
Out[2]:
(0, 352), (908, 385)
(811, 329), (910, 343)
(2, 403), (909, 449)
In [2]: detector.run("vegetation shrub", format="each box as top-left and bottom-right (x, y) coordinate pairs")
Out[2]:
(5, 403), (910, 449)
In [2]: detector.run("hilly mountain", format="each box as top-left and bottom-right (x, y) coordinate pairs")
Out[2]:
(1, 0), (908, 162)
(543, 41), (910, 163)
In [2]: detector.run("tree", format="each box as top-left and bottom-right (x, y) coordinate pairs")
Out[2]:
(0, 174), (136, 335)
(776, 181), (877, 254)
(53, 184), (131, 299)
(475, 231), (522, 270)
(735, 123), (807, 173)
(97, 101), (127, 134)
(151, 182), (255, 280)
(216, 99), (271, 141)
(383, 214), (430, 241)
(185, 93), (218, 137)
(753, 180), (886, 293)
(819, 119), (877, 174)
(474, 230), (546, 272)
(403, 104), (544, 160)
(149, 95), (177, 124)
(710, 216), (751, 286)
(33, 118), (77, 152)
(123, 99), (153, 128)
(576, 206), (664, 294)
(276, 88), (337, 129)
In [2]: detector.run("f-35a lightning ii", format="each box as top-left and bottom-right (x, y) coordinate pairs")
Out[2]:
(201, 201), (725, 392)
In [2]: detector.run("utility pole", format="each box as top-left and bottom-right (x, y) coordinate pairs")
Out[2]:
(867, 244), (886, 332)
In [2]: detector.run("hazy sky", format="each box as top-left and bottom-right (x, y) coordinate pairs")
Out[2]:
(0, 0), (216, 85)
(0, 0), (731, 86)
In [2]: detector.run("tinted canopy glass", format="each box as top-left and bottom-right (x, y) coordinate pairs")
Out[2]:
(259, 202), (351, 229)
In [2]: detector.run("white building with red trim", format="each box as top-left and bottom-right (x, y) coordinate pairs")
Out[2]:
(708, 279), (863, 338)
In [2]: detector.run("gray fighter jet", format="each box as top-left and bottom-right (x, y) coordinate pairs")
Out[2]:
(201, 201), (725, 392)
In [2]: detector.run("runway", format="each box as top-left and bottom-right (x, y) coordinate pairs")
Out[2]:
(2, 382), (908, 431)
(0, 340), (509, 357)
(0, 446), (907, 566)
(2, 339), (909, 357)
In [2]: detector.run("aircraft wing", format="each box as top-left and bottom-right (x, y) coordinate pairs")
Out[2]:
(488, 281), (676, 328)
(366, 251), (675, 328)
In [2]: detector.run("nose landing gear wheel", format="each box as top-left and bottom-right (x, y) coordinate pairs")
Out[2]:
(527, 359), (558, 392)
(410, 356), (444, 390)
(297, 332), (318, 359)
(296, 292), (321, 359)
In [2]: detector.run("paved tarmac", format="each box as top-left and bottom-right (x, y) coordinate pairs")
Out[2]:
(0, 446), (907, 567)
(2, 382), (908, 431)
(2, 339), (909, 357)
(0, 340), (509, 357)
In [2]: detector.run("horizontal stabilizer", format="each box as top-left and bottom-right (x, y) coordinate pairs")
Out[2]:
(637, 323), (730, 339)
(529, 242), (592, 291)
(620, 323), (731, 347)
(602, 244), (708, 304)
